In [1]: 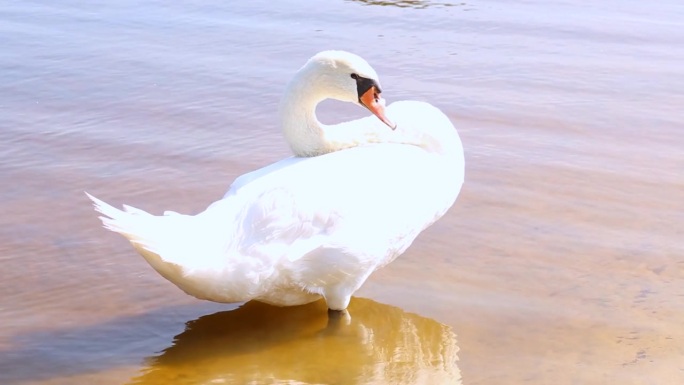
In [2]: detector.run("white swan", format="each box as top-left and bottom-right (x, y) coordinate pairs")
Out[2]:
(88, 51), (464, 311)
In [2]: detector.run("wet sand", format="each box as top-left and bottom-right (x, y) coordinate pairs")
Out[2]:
(1, 0), (683, 384)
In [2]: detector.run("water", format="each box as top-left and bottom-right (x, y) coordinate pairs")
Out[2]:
(1, 0), (683, 384)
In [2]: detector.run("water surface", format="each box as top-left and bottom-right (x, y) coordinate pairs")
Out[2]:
(1, 0), (683, 384)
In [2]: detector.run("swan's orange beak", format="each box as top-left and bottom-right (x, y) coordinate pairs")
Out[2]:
(360, 87), (396, 130)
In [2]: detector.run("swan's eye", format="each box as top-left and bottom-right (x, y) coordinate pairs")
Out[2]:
(350, 73), (359, 80)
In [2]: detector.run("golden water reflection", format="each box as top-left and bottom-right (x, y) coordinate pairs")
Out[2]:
(129, 298), (460, 385)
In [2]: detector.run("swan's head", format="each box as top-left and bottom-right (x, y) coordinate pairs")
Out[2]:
(301, 50), (396, 129)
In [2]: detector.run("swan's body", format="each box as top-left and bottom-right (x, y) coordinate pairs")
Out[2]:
(89, 51), (464, 311)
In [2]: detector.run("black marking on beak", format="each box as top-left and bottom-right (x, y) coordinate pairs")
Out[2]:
(353, 75), (381, 102)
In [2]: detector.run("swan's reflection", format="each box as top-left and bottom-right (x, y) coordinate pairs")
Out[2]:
(129, 298), (460, 384)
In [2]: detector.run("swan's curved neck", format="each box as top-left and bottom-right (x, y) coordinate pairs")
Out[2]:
(280, 70), (387, 157)
(279, 66), (462, 160)
(279, 75), (327, 156)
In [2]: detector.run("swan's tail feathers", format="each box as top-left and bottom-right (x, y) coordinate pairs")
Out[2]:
(86, 192), (196, 288)
(85, 192), (216, 269)
(85, 192), (169, 257)
(87, 192), (148, 239)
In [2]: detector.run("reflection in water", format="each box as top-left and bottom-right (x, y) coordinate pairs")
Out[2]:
(130, 298), (460, 385)
(348, 0), (463, 9)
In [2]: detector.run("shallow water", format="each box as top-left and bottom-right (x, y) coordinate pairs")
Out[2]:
(1, 0), (683, 384)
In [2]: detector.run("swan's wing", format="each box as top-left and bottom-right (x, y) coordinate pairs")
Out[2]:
(224, 156), (304, 197)
(226, 143), (460, 266)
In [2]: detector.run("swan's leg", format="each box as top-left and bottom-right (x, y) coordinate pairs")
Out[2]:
(296, 247), (376, 310)
(327, 308), (351, 327)
(323, 264), (377, 311)
(324, 286), (353, 311)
